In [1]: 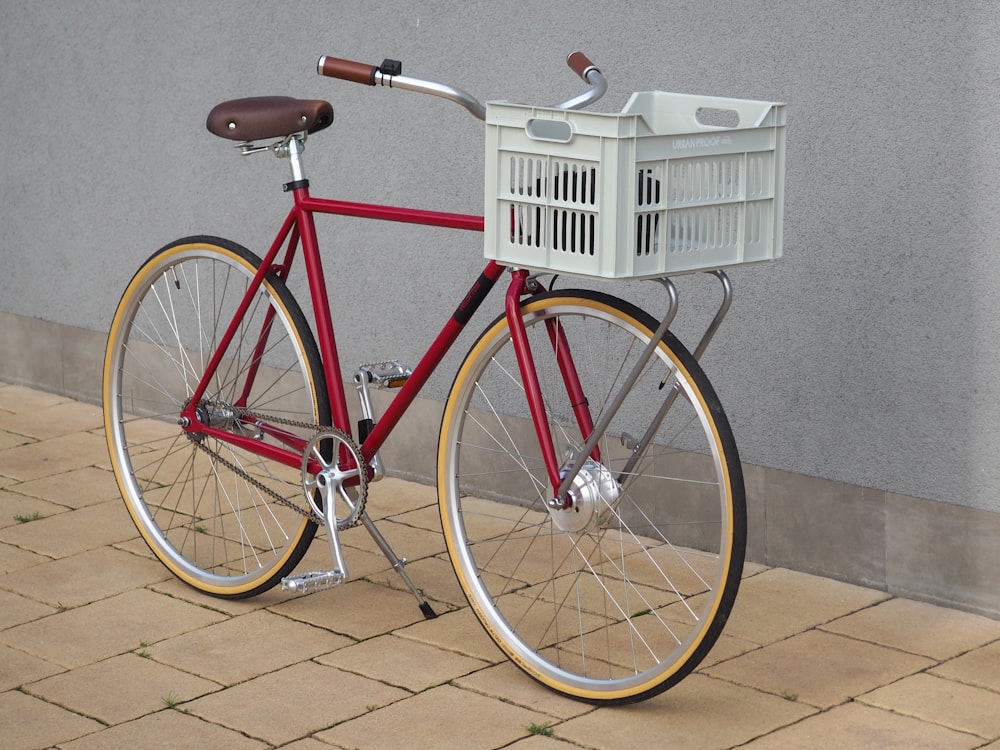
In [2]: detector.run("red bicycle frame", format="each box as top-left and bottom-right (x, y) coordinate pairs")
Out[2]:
(178, 182), (590, 493)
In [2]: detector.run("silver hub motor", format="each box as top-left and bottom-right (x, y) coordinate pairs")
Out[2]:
(549, 458), (621, 533)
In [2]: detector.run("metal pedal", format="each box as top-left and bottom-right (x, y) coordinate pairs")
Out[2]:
(354, 361), (412, 482)
(357, 361), (412, 390)
(281, 569), (346, 594)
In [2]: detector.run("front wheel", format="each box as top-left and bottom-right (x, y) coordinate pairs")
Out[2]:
(103, 236), (330, 598)
(438, 290), (746, 704)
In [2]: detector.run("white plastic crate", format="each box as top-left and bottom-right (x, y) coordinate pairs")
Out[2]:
(484, 91), (786, 279)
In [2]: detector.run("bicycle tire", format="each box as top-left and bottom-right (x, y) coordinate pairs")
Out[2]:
(437, 290), (745, 704)
(104, 236), (330, 598)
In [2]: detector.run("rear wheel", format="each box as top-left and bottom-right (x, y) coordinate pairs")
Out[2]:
(438, 290), (745, 703)
(104, 236), (329, 598)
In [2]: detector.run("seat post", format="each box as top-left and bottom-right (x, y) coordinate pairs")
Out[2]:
(286, 135), (308, 184)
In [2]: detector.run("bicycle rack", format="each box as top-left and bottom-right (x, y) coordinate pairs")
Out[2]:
(551, 270), (733, 507)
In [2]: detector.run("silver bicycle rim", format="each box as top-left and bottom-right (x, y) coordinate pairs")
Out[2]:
(105, 243), (321, 594)
(440, 295), (739, 700)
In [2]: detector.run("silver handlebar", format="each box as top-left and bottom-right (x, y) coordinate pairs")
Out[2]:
(372, 70), (489, 120)
(366, 59), (609, 121)
(552, 66), (608, 111)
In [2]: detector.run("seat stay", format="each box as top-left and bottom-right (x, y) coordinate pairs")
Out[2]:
(233, 219), (302, 411)
(182, 209), (299, 424)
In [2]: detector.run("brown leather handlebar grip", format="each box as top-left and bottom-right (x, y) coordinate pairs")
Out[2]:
(318, 55), (378, 85)
(567, 51), (597, 79)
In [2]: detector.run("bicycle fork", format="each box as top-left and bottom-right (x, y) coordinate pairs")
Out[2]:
(506, 270), (731, 512)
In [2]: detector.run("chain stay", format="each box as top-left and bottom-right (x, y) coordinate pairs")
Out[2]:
(189, 406), (366, 526)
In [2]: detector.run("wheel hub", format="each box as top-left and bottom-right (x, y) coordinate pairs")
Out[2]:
(548, 458), (621, 533)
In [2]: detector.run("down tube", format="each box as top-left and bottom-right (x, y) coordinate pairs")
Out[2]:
(360, 261), (506, 459)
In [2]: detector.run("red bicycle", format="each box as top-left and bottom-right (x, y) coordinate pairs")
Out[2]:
(103, 52), (770, 704)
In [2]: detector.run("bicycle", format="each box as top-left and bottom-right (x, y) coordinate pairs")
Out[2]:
(104, 51), (784, 704)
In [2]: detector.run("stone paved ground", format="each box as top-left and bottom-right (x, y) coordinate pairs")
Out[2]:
(1, 382), (999, 749)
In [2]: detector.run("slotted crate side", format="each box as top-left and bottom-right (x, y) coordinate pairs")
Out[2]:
(488, 113), (644, 277)
(630, 146), (781, 276)
(497, 152), (606, 271)
(484, 93), (786, 279)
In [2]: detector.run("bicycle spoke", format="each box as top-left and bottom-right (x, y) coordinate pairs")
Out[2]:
(105, 238), (330, 597)
(440, 291), (745, 703)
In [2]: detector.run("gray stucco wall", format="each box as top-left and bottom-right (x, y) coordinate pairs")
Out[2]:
(1, 2), (999, 609)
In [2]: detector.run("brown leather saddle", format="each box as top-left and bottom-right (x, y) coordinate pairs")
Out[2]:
(206, 97), (334, 141)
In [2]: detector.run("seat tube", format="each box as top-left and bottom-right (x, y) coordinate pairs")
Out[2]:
(504, 271), (563, 498)
(287, 137), (352, 433)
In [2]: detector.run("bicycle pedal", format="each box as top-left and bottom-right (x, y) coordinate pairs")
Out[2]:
(281, 569), (346, 594)
(357, 361), (412, 389)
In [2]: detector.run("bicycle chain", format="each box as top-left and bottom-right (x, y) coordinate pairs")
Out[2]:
(188, 406), (366, 527)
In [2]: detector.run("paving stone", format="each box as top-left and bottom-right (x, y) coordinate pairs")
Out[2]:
(720, 567), (891, 645)
(387, 502), (447, 533)
(364, 476), (439, 520)
(149, 609), (352, 685)
(931, 638), (1000, 692)
(296, 533), (393, 580)
(0, 688), (103, 750)
(0, 588), (227, 668)
(341, 517), (446, 561)
(0, 499), (138, 558)
(367, 553), (467, 608)
(57, 708), (269, 750)
(0, 588), (56, 629)
(822, 597), (1000, 659)
(0, 642), (64, 690)
(688, 623), (764, 671)
(271, 578), (437, 639)
(505, 735), (588, 749)
(112, 534), (159, 560)
(185, 661), (410, 745)
(740, 701), (984, 749)
(0, 430), (109, 481)
(0, 384), (69, 412)
(9, 465), (122, 508)
(0, 540), (48, 575)
(0, 488), (70, 528)
(316, 633), (489, 692)
(150, 576), (286, 616)
(453, 661), (595, 720)
(0, 429), (35, 451)
(5, 383), (1000, 750)
(704, 629), (933, 708)
(275, 739), (342, 750)
(315, 683), (555, 750)
(396, 606), (506, 663)
(0, 399), (104, 439)
(0, 545), (169, 608)
(556, 674), (814, 750)
(25, 652), (221, 724)
(858, 672), (1000, 740)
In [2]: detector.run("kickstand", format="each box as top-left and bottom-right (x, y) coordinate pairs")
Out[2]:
(359, 511), (438, 619)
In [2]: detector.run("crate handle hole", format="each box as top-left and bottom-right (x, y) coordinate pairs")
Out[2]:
(696, 107), (740, 128)
(526, 119), (573, 143)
